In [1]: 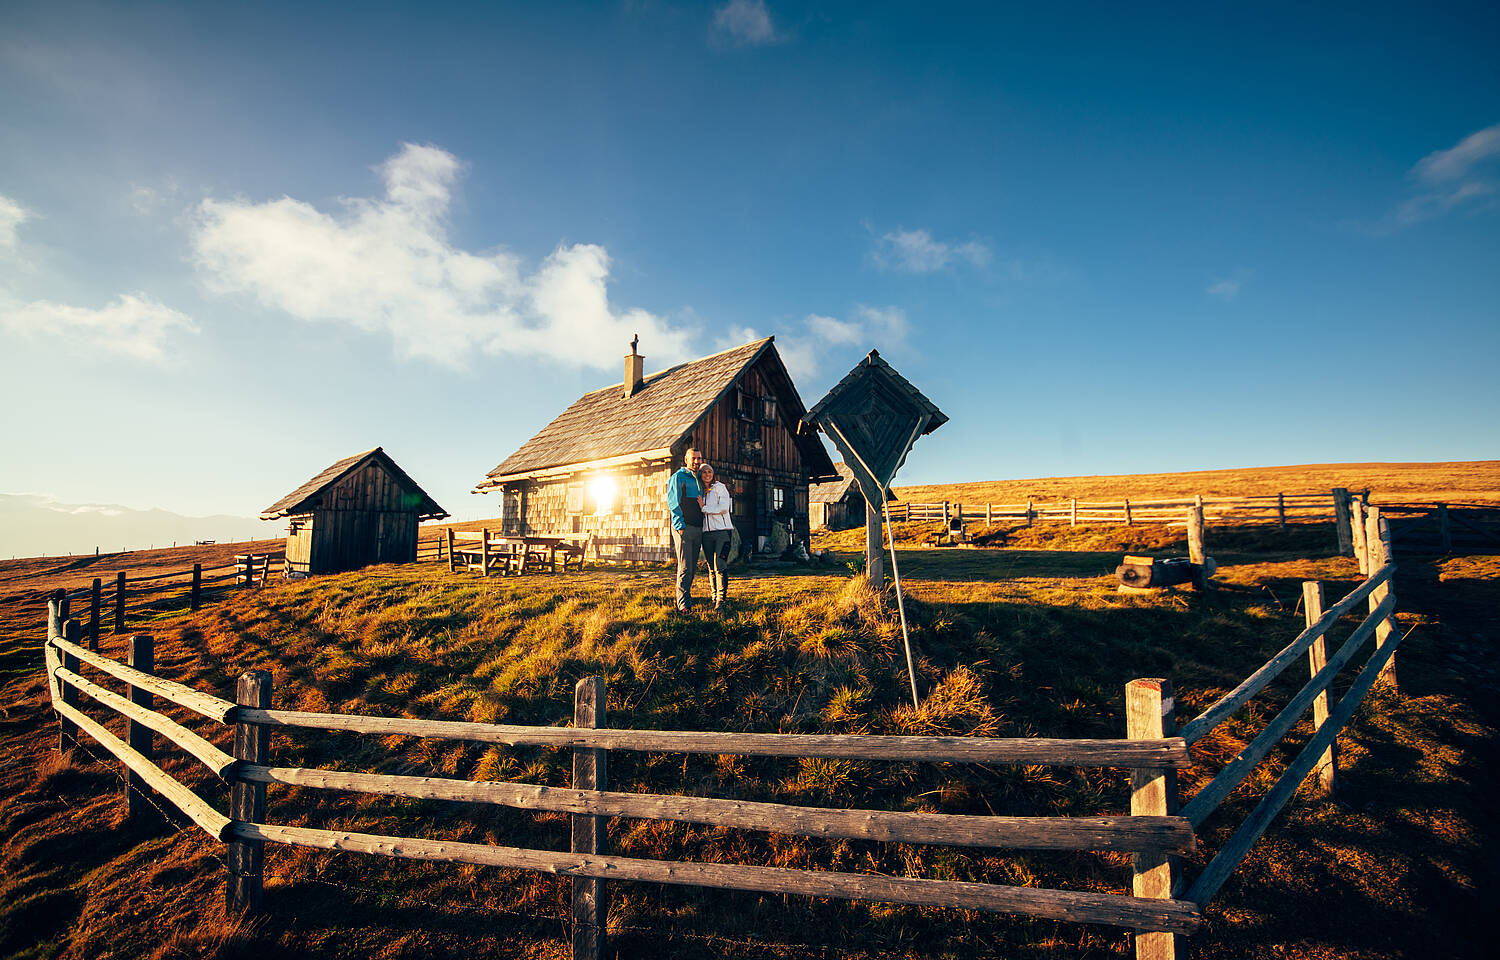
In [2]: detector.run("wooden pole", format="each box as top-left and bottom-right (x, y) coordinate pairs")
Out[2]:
(114, 572), (126, 634)
(1276, 492), (1286, 529)
(1438, 504), (1452, 553)
(1123, 499), (1133, 526)
(1365, 508), (1397, 691)
(1025, 500), (1033, 527)
(59, 619), (82, 752)
(1127, 678), (1178, 960)
(985, 503), (992, 525)
(126, 634), (155, 818)
(572, 677), (608, 960)
(1301, 582), (1337, 796)
(447, 528), (456, 572)
(228, 670), (272, 913)
(191, 563), (202, 611)
(942, 500), (950, 524)
(1332, 488), (1353, 556)
(865, 498), (885, 591)
(1350, 498), (1368, 575)
(1186, 506), (1207, 590)
(88, 578), (101, 651)
(1070, 498), (1078, 527)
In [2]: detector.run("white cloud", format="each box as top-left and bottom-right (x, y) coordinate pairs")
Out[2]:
(1206, 268), (1252, 300)
(191, 143), (695, 370)
(0, 293), (197, 361)
(873, 228), (990, 273)
(806, 313), (861, 344)
(713, 0), (778, 46)
(1413, 122), (1500, 183)
(0, 194), (30, 250)
(1379, 121), (1500, 229)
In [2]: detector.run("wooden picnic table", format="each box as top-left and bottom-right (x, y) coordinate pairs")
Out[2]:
(448, 530), (588, 576)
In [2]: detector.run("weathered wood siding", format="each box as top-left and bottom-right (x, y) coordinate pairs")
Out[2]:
(285, 514), (315, 574)
(503, 464), (675, 562)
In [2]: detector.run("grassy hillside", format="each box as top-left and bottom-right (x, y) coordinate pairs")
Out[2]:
(0, 519), (1493, 958)
(891, 460), (1500, 506)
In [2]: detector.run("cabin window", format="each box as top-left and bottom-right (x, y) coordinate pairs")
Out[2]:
(586, 474), (617, 515)
(288, 520), (304, 536)
(731, 478), (752, 517)
(736, 389), (757, 420)
(771, 486), (787, 512)
(566, 482), (584, 514)
(761, 397), (777, 425)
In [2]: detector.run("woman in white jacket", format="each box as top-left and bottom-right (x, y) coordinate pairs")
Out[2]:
(697, 463), (734, 610)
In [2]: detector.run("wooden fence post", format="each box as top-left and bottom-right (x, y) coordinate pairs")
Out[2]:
(1070, 498), (1078, 527)
(89, 578), (102, 651)
(572, 677), (608, 960)
(1301, 582), (1337, 795)
(1025, 500), (1034, 527)
(1365, 508), (1398, 691)
(114, 571), (126, 634)
(866, 498), (885, 592)
(1437, 504), (1452, 553)
(1186, 506), (1206, 567)
(1124, 499), (1133, 526)
(59, 619), (82, 752)
(1350, 498), (1368, 575)
(191, 563), (202, 611)
(942, 501), (950, 524)
(228, 670), (272, 913)
(985, 503), (992, 525)
(1332, 488), (1353, 556)
(1127, 678), (1178, 960)
(446, 529), (457, 572)
(48, 590), (65, 641)
(1276, 492), (1286, 529)
(126, 634), (155, 818)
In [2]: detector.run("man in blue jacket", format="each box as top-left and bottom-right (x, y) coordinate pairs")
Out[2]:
(666, 447), (705, 611)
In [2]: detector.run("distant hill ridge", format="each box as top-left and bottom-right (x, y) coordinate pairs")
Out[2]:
(0, 493), (269, 559)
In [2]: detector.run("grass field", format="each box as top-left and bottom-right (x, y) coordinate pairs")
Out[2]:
(0, 463), (1495, 959)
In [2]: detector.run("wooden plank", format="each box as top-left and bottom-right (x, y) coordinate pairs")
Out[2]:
(1302, 582), (1337, 796)
(229, 671), (272, 913)
(50, 696), (231, 838)
(238, 708), (1192, 767)
(50, 634), (237, 722)
(239, 765), (1195, 853)
(231, 821), (1203, 934)
(1178, 565), (1392, 744)
(1184, 623), (1406, 908)
(53, 664), (236, 778)
(1179, 593), (1392, 827)
(1127, 679), (1178, 960)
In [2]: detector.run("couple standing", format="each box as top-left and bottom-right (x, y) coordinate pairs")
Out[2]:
(666, 448), (733, 612)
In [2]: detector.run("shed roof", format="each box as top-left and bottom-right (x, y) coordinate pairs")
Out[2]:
(479, 337), (837, 484)
(260, 447), (448, 521)
(810, 462), (899, 504)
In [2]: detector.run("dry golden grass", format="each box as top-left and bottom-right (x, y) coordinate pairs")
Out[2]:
(893, 459), (1500, 506)
(0, 459), (1494, 959)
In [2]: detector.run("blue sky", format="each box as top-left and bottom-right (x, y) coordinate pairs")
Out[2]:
(2, 0), (1497, 522)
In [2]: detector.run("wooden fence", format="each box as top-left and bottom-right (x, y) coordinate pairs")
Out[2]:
(43, 553), (283, 646)
(890, 491), (1348, 528)
(40, 508), (1405, 959)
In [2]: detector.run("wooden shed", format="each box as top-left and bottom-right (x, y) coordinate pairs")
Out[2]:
(261, 447), (448, 576)
(810, 462), (898, 531)
(474, 337), (839, 562)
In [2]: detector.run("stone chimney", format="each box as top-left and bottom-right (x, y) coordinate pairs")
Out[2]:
(623, 334), (644, 398)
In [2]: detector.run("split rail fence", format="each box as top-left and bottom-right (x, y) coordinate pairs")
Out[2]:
(891, 490), (1352, 528)
(40, 505), (1405, 959)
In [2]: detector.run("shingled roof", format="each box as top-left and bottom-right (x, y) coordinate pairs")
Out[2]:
(480, 337), (835, 484)
(260, 447), (448, 521)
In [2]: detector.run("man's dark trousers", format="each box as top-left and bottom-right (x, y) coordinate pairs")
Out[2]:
(674, 525), (703, 610)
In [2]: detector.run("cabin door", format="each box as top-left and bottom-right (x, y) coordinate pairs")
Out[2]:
(730, 473), (758, 558)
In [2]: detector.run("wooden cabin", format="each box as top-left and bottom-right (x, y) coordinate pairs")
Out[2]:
(474, 337), (839, 562)
(261, 447), (448, 576)
(809, 462), (898, 531)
